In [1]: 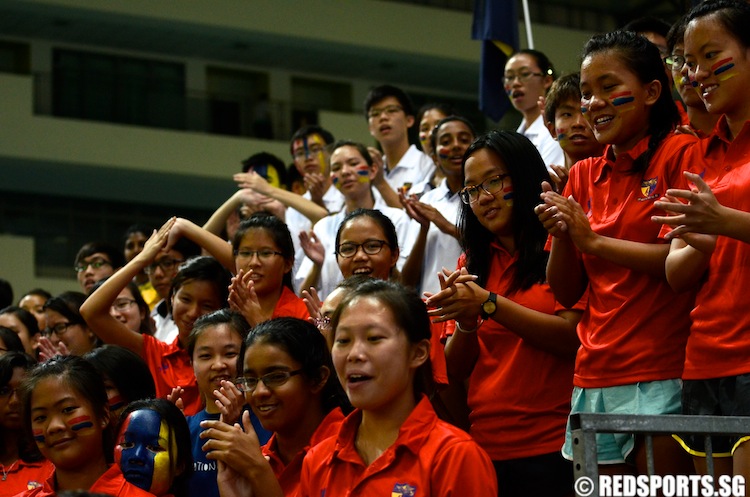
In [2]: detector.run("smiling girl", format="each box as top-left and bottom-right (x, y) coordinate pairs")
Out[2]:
(536, 30), (698, 476)
(15, 356), (153, 497)
(650, 0), (750, 480)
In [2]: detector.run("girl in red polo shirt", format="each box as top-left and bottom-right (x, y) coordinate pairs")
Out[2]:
(13, 356), (153, 497)
(426, 130), (582, 497)
(199, 317), (350, 497)
(651, 0), (750, 480)
(536, 30), (697, 476)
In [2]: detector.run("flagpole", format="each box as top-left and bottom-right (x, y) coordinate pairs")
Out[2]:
(522, 0), (534, 48)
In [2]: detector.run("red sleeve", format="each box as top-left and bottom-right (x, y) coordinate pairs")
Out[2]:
(431, 438), (497, 496)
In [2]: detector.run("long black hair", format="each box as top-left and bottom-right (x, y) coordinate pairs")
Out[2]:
(459, 130), (550, 294)
(582, 30), (679, 173)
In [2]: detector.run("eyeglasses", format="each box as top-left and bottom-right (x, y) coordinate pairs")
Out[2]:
(43, 322), (76, 337)
(233, 249), (284, 261)
(74, 258), (111, 273)
(293, 144), (326, 160)
(111, 298), (137, 312)
(503, 70), (544, 85)
(367, 105), (403, 119)
(234, 369), (304, 393)
(0, 386), (18, 398)
(144, 258), (184, 275)
(663, 54), (686, 71)
(336, 240), (389, 258)
(460, 174), (511, 204)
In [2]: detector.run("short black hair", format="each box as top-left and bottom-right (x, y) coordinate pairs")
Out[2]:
(544, 73), (582, 125)
(363, 84), (415, 118)
(289, 125), (335, 155)
(622, 16), (670, 38)
(241, 152), (288, 187)
(75, 241), (125, 269)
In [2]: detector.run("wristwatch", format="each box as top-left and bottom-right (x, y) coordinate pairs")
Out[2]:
(480, 292), (497, 319)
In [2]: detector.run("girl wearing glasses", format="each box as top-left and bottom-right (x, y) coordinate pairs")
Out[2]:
(81, 218), (232, 416)
(41, 292), (98, 357)
(426, 130), (581, 497)
(200, 317), (350, 497)
(89, 279), (153, 336)
(0, 352), (52, 495)
(504, 49), (564, 171)
(16, 355), (153, 497)
(162, 213), (309, 327)
(298, 140), (413, 300)
(536, 30), (697, 476)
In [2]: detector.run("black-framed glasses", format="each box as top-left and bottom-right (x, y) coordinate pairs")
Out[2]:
(336, 240), (389, 258)
(111, 298), (137, 312)
(460, 174), (511, 204)
(367, 105), (403, 119)
(43, 322), (76, 337)
(234, 369), (304, 393)
(144, 258), (184, 275)
(233, 249), (284, 261)
(663, 54), (686, 71)
(503, 71), (544, 85)
(74, 258), (112, 273)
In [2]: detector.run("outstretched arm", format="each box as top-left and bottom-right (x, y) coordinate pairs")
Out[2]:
(235, 171), (329, 224)
(170, 217), (235, 272)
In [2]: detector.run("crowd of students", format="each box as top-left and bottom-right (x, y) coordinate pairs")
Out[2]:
(1, 1), (750, 495)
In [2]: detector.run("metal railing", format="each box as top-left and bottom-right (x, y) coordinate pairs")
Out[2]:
(571, 413), (750, 496)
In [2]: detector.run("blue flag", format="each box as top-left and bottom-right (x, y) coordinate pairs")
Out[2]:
(473, 0), (520, 121)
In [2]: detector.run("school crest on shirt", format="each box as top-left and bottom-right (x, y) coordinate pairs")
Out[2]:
(639, 177), (659, 200)
(392, 483), (417, 496)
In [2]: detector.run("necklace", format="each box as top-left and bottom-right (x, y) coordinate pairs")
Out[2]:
(1, 460), (19, 481)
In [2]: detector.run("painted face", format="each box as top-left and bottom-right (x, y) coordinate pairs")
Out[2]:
(580, 50), (657, 155)
(44, 309), (96, 356)
(191, 324), (242, 412)
(292, 133), (329, 176)
(76, 252), (115, 294)
(434, 120), (475, 179)
(669, 43), (703, 110)
(553, 97), (602, 163)
(685, 13), (750, 121)
(147, 249), (185, 300)
(419, 109), (448, 157)
(504, 53), (552, 115)
(367, 96), (414, 146)
(0, 367), (25, 431)
(336, 217), (398, 281)
(243, 341), (321, 433)
(116, 409), (176, 496)
(332, 296), (427, 414)
(30, 377), (107, 471)
(19, 294), (48, 331)
(170, 280), (223, 342)
(124, 232), (148, 263)
(0, 313), (34, 356)
(463, 148), (514, 239)
(330, 145), (373, 198)
(234, 228), (291, 298)
(110, 287), (144, 334)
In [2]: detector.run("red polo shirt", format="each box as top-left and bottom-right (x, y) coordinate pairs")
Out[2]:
(142, 335), (201, 416)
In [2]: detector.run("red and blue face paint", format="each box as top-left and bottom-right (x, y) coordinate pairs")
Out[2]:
(503, 184), (514, 207)
(33, 429), (45, 446)
(68, 415), (94, 433)
(712, 57), (736, 81)
(609, 91), (635, 113)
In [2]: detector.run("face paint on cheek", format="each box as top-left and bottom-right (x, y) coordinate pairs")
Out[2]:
(609, 91), (635, 113)
(437, 146), (451, 161)
(503, 185), (514, 207)
(712, 57), (736, 81)
(148, 420), (174, 495)
(33, 429), (45, 445)
(332, 175), (341, 190)
(68, 415), (95, 434)
(580, 106), (588, 115)
(316, 151), (326, 174)
(556, 131), (569, 147)
(355, 165), (370, 183)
